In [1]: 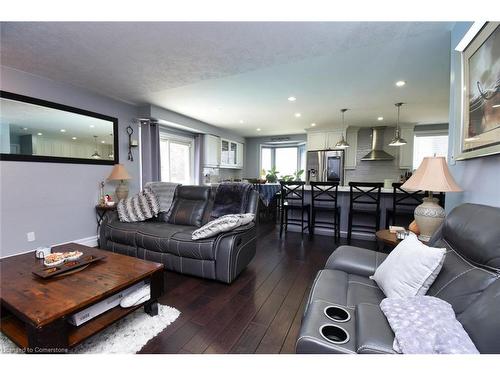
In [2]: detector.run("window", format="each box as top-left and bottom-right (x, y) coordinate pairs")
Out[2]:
(261, 147), (272, 173)
(275, 147), (298, 177)
(160, 132), (194, 185)
(413, 133), (448, 170)
(260, 144), (305, 179)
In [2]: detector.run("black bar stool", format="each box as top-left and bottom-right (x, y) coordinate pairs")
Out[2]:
(386, 183), (447, 228)
(310, 181), (341, 241)
(347, 182), (383, 242)
(279, 181), (311, 237)
(386, 182), (424, 228)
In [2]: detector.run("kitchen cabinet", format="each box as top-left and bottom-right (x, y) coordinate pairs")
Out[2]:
(398, 125), (415, 170)
(236, 142), (244, 169)
(203, 134), (221, 167)
(220, 138), (244, 169)
(326, 130), (344, 150)
(344, 127), (359, 169)
(307, 132), (327, 151)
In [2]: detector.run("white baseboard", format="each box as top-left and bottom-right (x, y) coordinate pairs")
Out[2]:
(63, 235), (98, 248)
(1, 235), (99, 259)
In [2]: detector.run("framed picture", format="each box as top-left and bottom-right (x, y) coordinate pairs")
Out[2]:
(457, 22), (500, 160)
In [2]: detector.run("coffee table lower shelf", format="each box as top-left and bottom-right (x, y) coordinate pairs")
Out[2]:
(1, 303), (147, 349)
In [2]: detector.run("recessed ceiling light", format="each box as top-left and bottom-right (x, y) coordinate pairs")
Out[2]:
(37, 132), (43, 136)
(101, 140), (106, 144)
(256, 128), (261, 132)
(90, 125), (95, 128)
(60, 129), (66, 132)
(396, 80), (406, 87)
(377, 117), (384, 121)
(239, 120), (244, 124)
(288, 96), (297, 102)
(295, 113), (301, 118)
(311, 123), (316, 127)
(72, 137), (77, 140)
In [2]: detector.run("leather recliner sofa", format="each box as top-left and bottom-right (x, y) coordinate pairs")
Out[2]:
(100, 185), (259, 283)
(296, 203), (500, 354)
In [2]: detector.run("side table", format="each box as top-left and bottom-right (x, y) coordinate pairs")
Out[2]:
(95, 204), (116, 247)
(375, 229), (427, 252)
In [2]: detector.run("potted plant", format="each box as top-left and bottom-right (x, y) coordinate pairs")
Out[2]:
(265, 167), (279, 183)
(293, 169), (304, 181)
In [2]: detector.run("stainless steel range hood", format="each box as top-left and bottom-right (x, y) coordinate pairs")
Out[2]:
(360, 127), (394, 161)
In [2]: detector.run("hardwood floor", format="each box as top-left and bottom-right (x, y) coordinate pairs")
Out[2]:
(139, 223), (376, 354)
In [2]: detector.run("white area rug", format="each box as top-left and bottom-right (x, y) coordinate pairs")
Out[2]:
(0, 304), (180, 354)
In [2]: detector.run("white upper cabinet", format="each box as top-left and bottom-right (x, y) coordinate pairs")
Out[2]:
(220, 138), (244, 169)
(236, 142), (244, 169)
(307, 129), (349, 151)
(398, 125), (415, 170)
(326, 130), (344, 150)
(203, 134), (221, 167)
(307, 131), (327, 150)
(344, 127), (359, 169)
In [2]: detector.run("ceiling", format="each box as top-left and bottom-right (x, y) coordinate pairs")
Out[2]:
(0, 22), (454, 137)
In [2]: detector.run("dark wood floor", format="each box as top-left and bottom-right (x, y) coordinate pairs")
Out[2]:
(139, 223), (376, 354)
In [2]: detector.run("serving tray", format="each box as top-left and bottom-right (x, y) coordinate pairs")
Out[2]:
(32, 253), (107, 279)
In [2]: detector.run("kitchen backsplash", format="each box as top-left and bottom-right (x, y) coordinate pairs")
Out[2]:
(203, 167), (243, 184)
(345, 127), (406, 184)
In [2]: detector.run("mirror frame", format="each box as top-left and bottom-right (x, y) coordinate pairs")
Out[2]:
(0, 90), (119, 165)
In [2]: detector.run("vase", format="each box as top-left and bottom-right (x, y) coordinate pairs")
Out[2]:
(414, 197), (445, 242)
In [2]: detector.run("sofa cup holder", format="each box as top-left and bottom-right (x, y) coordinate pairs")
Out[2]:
(319, 324), (350, 345)
(324, 306), (350, 323)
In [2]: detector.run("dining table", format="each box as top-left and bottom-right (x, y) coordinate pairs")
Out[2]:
(256, 183), (281, 207)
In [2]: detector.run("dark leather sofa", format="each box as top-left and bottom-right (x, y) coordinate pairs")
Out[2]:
(296, 203), (500, 354)
(100, 185), (259, 283)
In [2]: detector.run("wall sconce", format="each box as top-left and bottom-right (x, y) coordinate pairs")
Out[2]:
(126, 125), (138, 161)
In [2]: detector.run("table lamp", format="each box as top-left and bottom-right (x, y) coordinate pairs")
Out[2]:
(107, 164), (131, 201)
(402, 156), (462, 241)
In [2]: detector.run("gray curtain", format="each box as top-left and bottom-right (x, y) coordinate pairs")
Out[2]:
(194, 134), (202, 185)
(141, 121), (161, 187)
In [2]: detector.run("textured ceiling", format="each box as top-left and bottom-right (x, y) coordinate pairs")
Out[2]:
(0, 22), (454, 136)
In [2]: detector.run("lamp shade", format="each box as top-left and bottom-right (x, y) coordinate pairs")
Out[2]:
(402, 156), (462, 192)
(107, 164), (131, 181)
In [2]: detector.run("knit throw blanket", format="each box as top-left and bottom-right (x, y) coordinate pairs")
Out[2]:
(145, 181), (179, 213)
(117, 187), (160, 222)
(211, 182), (252, 218)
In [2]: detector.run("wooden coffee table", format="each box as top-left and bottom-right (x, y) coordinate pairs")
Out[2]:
(0, 243), (164, 353)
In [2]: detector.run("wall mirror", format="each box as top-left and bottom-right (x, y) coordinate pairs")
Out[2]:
(0, 91), (118, 165)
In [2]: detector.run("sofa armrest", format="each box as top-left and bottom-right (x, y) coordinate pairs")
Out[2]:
(213, 223), (257, 283)
(356, 303), (397, 354)
(325, 245), (388, 278)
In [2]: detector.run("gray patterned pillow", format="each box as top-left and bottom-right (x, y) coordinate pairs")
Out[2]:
(117, 187), (160, 223)
(192, 213), (255, 240)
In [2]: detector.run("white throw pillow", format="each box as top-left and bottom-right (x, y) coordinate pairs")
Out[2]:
(192, 213), (255, 240)
(371, 233), (446, 298)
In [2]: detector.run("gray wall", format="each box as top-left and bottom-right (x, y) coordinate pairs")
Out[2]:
(345, 127), (404, 184)
(244, 133), (307, 177)
(0, 66), (140, 257)
(446, 23), (500, 211)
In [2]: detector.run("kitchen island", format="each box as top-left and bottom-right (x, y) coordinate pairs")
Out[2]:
(276, 184), (413, 240)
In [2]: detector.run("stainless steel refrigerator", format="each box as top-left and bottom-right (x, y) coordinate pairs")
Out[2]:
(306, 150), (345, 185)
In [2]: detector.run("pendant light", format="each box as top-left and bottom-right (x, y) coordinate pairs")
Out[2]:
(90, 135), (102, 159)
(388, 102), (407, 146)
(335, 108), (350, 149)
